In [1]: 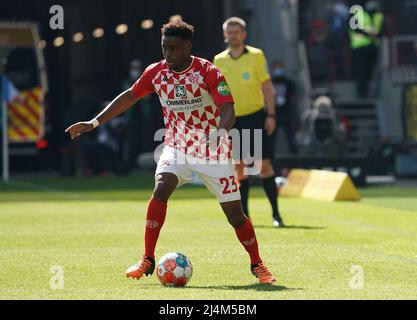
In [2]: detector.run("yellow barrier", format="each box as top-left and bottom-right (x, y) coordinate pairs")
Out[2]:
(280, 169), (311, 197)
(281, 169), (361, 201)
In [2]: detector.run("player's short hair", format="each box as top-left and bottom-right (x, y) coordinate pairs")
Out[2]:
(161, 20), (195, 41)
(223, 17), (247, 32)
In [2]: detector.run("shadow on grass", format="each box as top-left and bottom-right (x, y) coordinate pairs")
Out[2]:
(187, 284), (300, 292)
(135, 282), (301, 292)
(254, 225), (325, 230)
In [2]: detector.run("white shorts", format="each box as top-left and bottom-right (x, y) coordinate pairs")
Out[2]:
(155, 146), (241, 203)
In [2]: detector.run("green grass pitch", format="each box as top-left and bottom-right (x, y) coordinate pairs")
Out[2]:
(1, 174), (417, 300)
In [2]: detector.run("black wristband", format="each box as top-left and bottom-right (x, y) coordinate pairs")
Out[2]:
(267, 114), (276, 118)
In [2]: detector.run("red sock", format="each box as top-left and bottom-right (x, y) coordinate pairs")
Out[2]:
(144, 198), (167, 259)
(234, 217), (262, 265)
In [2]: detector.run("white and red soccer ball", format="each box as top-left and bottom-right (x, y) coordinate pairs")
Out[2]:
(157, 252), (193, 287)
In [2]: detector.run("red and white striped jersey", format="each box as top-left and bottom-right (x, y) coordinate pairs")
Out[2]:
(131, 56), (234, 159)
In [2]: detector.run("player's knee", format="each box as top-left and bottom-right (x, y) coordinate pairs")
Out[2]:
(153, 184), (171, 202)
(153, 175), (177, 202)
(227, 211), (246, 228)
(152, 189), (164, 202)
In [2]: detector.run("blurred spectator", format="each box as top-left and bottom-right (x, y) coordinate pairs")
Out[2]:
(296, 95), (347, 155)
(95, 115), (129, 175)
(122, 59), (155, 171)
(414, 41), (417, 64)
(271, 60), (299, 154)
(326, 1), (350, 79)
(306, 19), (329, 83)
(349, 0), (384, 98)
(77, 102), (129, 176)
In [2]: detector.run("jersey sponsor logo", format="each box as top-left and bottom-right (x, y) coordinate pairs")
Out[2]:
(166, 97), (202, 106)
(217, 81), (231, 96)
(175, 85), (187, 99)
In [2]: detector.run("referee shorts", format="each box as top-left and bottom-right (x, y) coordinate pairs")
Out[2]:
(232, 108), (274, 161)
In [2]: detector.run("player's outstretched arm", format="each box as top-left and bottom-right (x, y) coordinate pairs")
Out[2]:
(65, 89), (139, 140)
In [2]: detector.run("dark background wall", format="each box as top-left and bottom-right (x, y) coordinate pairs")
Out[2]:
(1, 0), (228, 170)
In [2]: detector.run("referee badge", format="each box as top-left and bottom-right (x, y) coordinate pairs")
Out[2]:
(242, 72), (251, 80)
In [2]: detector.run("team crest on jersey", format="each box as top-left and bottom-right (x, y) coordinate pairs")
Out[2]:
(188, 73), (199, 83)
(175, 85), (187, 99)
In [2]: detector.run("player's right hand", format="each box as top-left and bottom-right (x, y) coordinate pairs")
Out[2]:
(65, 122), (95, 140)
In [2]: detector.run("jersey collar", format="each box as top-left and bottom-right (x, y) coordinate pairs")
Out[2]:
(227, 46), (249, 60)
(169, 56), (195, 74)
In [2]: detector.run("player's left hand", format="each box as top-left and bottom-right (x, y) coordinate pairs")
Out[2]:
(264, 116), (276, 136)
(65, 122), (95, 140)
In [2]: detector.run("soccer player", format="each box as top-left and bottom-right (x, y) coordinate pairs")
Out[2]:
(65, 21), (276, 284)
(214, 17), (285, 228)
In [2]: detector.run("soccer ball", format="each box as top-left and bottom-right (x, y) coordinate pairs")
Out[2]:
(157, 252), (193, 287)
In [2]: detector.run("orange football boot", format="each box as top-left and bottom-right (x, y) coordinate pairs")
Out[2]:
(126, 256), (155, 280)
(251, 262), (276, 284)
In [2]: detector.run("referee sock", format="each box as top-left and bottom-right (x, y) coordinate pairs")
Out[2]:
(144, 198), (167, 259)
(239, 179), (250, 218)
(234, 217), (262, 265)
(261, 176), (280, 218)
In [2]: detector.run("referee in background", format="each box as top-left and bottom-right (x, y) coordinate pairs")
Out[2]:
(214, 17), (285, 228)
